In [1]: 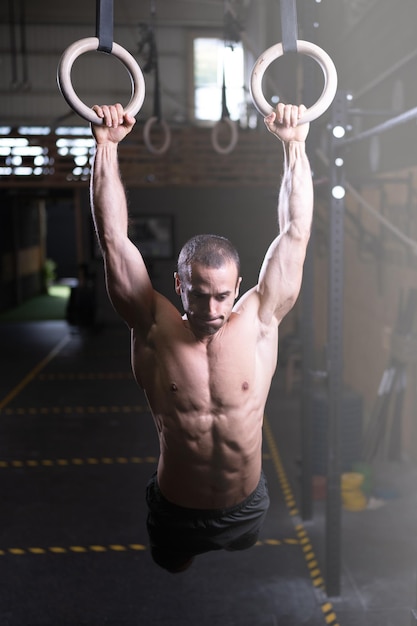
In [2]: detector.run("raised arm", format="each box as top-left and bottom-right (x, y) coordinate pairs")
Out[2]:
(257, 103), (313, 326)
(90, 103), (154, 329)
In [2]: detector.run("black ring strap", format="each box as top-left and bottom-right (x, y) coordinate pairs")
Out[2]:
(96, 0), (113, 53)
(280, 0), (298, 54)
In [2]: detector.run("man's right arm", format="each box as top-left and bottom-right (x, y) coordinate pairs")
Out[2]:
(90, 104), (154, 329)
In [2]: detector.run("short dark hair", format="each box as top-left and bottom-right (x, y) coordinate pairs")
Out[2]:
(177, 234), (240, 281)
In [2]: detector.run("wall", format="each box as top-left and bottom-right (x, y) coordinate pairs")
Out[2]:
(0, 191), (45, 309)
(312, 168), (417, 460)
(81, 183), (282, 312)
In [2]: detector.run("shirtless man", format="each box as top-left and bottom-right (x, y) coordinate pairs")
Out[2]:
(90, 102), (313, 573)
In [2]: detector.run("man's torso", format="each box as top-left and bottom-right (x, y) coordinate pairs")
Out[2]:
(131, 290), (278, 509)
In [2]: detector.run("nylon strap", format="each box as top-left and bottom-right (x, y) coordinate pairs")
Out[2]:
(153, 56), (162, 120)
(221, 67), (230, 118)
(96, 0), (113, 53)
(280, 0), (298, 54)
(148, 0), (162, 119)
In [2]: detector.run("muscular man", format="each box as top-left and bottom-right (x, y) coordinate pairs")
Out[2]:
(90, 102), (313, 573)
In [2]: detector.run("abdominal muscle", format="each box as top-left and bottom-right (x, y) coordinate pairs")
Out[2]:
(155, 405), (264, 509)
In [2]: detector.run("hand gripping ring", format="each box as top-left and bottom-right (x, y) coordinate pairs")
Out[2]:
(57, 37), (146, 124)
(211, 118), (239, 155)
(143, 117), (172, 155)
(250, 40), (338, 124)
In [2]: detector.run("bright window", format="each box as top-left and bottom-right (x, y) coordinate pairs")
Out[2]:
(193, 37), (244, 122)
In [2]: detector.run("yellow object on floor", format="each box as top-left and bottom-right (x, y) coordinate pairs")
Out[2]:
(341, 472), (367, 511)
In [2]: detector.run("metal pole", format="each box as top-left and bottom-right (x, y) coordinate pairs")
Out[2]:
(299, 0), (318, 523)
(412, 574), (417, 625)
(341, 104), (417, 147)
(325, 90), (348, 597)
(300, 237), (314, 522)
(74, 188), (85, 278)
(12, 194), (22, 306)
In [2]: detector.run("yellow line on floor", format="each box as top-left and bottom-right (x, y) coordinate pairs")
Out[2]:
(0, 539), (300, 557)
(0, 544), (147, 556)
(0, 456), (158, 468)
(0, 335), (71, 411)
(1, 405), (148, 416)
(263, 415), (340, 626)
(0, 453), (270, 469)
(257, 538), (300, 547)
(38, 372), (134, 380)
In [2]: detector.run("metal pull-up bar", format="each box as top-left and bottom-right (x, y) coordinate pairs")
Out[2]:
(340, 103), (417, 147)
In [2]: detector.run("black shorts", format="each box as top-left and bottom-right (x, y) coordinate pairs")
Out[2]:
(145, 471), (270, 572)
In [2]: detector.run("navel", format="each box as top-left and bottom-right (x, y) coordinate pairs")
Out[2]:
(171, 382), (178, 392)
(242, 381), (249, 391)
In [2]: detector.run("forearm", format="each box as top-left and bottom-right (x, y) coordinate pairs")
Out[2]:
(90, 142), (129, 250)
(278, 140), (313, 239)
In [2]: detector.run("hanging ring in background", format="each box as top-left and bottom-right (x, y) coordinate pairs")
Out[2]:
(211, 117), (239, 155)
(143, 117), (171, 155)
(250, 40), (338, 124)
(57, 37), (146, 124)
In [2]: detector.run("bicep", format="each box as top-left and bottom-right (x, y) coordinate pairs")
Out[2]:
(103, 237), (155, 329)
(257, 231), (307, 325)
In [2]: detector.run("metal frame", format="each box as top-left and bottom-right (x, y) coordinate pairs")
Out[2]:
(340, 104), (417, 147)
(299, 0), (318, 523)
(325, 90), (348, 597)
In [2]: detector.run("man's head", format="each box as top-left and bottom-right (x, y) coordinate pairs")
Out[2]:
(177, 234), (241, 280)
(174, 235), (242, 337)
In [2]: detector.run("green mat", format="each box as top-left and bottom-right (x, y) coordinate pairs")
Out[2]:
(0, 285), (71, 322)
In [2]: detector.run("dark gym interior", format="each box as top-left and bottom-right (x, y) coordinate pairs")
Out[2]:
(1, 1), (417, 625)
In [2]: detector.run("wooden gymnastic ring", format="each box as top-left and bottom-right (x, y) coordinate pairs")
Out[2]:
(143, 117), (172, 155)
(250, 40), (338, 124)
(57, 37), (145, 124)
(211, 117), (239, 154)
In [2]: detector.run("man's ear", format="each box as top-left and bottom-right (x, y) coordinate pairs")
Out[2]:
(174, 272), (181, 295)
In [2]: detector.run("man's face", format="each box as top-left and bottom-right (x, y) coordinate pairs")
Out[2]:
(175, 261), (241, 337)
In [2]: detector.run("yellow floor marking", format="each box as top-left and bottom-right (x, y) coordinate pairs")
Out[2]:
(0, 335), (71, 411)
(2, 405), (147, 415)
(49, 547), (67, 554)
(38, 372), (134, 380)
(109, 544), (127, 552)
(0, 539), (297, 557)
(70, 546), (87, 553)
(28, 547), (46, 554)
(263, 415), (340, 626)
(89, 545), (107, 552)
(0, 456), (158, 469)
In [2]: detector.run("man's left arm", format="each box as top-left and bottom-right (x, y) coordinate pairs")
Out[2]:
(257, 104), (314, 326)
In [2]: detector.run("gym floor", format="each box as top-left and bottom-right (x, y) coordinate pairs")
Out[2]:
(0, 318), (415, 626)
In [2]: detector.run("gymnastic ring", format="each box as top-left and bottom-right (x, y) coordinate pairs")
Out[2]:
(143, 116), (172, 155)
(211, 117), (239, 154)
(250, 40), (338, 124)
(57, 37), (145, 125)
